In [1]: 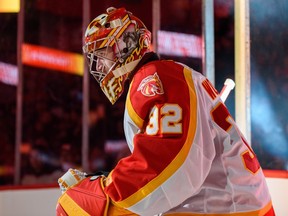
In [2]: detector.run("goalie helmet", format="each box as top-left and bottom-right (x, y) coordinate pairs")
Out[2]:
(83, 7), (151, 104)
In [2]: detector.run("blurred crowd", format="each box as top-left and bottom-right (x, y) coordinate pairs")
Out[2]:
(0, 67), (130, 185)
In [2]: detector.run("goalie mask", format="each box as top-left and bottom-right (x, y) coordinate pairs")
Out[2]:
(83, 7), (151, 104)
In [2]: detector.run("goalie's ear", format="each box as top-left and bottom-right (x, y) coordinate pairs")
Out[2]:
(56, 176), (109, 216)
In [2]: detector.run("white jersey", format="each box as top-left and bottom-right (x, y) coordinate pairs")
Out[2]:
(104, 60), (274, 216)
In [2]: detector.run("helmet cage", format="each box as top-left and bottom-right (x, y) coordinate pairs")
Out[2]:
(83, 35), (125, 84)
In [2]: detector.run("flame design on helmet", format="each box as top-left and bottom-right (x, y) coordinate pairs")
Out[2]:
(83, 7), (151, 104)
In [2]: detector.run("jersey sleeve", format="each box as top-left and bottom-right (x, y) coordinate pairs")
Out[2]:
(104, 61), (201, 215)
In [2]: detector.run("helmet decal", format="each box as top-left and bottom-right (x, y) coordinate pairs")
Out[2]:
(104, 14), (131, 48)
(101, 75), (125, 104)
(137, 73), (164, 97)
(84, 14), (108, 38)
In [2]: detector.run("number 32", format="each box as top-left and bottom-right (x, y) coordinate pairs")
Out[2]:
(146, 104), (182, 135)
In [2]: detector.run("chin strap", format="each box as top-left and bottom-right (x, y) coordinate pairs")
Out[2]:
(112, 59), (141, 78)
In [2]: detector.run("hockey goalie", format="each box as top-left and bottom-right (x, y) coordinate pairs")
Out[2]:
(56, 7), (275, 216)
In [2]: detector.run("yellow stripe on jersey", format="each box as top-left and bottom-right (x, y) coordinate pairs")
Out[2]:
(126, 79), (145, 128)
(58, 193), (90, 216)
(116, 67), (197, 208)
